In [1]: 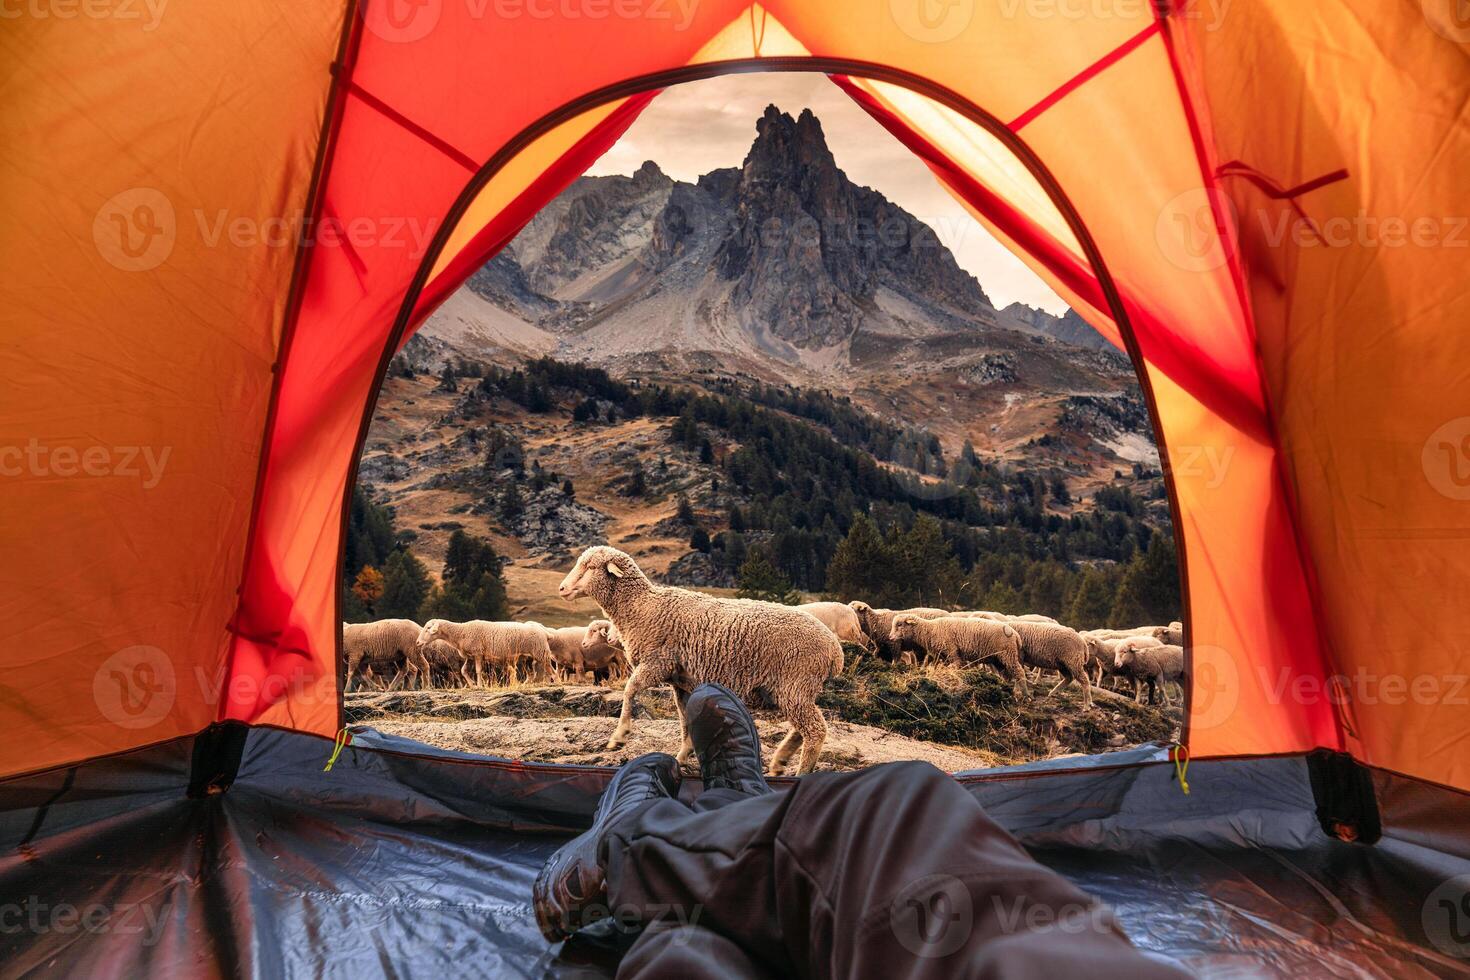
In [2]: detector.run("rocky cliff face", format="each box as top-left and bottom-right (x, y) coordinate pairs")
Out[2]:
(455, 105), (1024, 369)
(412, 105), (1151, 472)
(1003, 302), (1111, 352)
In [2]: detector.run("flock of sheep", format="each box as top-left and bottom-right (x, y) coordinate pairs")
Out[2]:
(343, 545), (1185, 774)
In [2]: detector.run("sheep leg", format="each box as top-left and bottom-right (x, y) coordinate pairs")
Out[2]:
(783, 700), (827, 776)
(672, 687), (695, 766)
(607, 664), (656, 750)
(1005, 656), (1030, 699)
(769, 728), (802, 776)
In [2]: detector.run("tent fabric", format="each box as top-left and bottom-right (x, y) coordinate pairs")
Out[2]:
(1, 729), (1465, 976)
(0, 0), (1466, 912)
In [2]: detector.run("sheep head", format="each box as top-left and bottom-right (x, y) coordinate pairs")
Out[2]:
(583, 619), (623, 652)
(416, 619), (446, 648)
(848, 600), (871, 615)
(559, 545), (641, 604)
(889, 613), (918, 643)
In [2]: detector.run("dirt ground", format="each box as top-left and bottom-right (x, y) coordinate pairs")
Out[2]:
(347, 660), (1179, 773)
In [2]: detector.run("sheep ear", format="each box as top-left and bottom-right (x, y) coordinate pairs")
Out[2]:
(606, 562), (625, 579)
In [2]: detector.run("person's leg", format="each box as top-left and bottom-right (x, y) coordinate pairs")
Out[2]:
(614, 922), (771, 980)
(603, 761), (1190, 980)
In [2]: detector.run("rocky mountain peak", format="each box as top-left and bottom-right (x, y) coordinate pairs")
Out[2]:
(631, 159), (669, 188)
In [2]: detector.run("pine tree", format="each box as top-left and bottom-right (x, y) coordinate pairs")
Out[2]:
(1066, 567), (1116, 630)
(379, 550), (431, 620)
(350, 565), (385, 612)
(573, 398), (597, 423)
(676, 494), (696, 524)
(1108, 535), (1180, 627)
(625, 464), (647, 498)
(699, 438), (715, 465)
(498, 482), (524, 522)
(468, 569), (509, 621)
(736, 552), (798, 605)
(690, 527), (711, 553)
(825, 512), (897, 605)
(561, 479), (575, 498)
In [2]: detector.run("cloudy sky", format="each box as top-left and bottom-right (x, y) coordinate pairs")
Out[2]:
(587, 73), (1066, 315)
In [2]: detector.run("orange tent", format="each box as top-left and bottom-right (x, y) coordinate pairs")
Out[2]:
(2, 2), (1467, 973)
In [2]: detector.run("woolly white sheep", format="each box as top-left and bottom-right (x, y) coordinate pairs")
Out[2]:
(581, 620), (631, 682)
(560, 546), (843, 775)
(416, 619), (551, 686)
(847, 602), (947, 662)
(342, 620), (425, 691)
(1080, 632), (1161, 697)
(1113, 639), (1185, 706)
(1009, 621), (1094, 709)
(889, 614), (1029, 697)
(797, 601), (876, 653)
(418, 637), (471, 687)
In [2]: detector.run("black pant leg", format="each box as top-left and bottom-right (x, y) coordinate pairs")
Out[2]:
(615, 922), (773, 980)
(603, 761), (1191, 980)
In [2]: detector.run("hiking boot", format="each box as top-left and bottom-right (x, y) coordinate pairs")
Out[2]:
(533, 752), (681, 942)
(687, 683), (772, 796)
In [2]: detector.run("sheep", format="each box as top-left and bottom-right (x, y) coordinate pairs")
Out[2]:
(797, 601), (876, 653)
(957, 611), (1059, 625)
(559, 545), (843, 775)
(1081, 632), (1161, 697)
(540, 623), (630, 683)
(1084, 626), (1171, 642)
(342, 620), (425, 691)
(889, 614), (1029, 697)
(1163, 621), (1185, 647)
(1113, 639), (1185, 706)
(419, 637), (472, 687)
(848, 602), (947, 662)
(1009, 621), (1093, 708)
(581, 620), (632, 682)
(542, 624), (593, 680)
(416, 619), (551, 686)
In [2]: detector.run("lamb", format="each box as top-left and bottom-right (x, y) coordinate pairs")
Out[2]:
(1009, 621), (1094, 708)
(1081, 632), (1161, 697)
(342, 620), (425, 691)
(581, 620), (632, 682)
(1163, 621), (1185, 647)
(1113, 639), (1185, 706)
(560, 545), (843, 775)
(848, 602), (947, 661)
(541, 624), (594, 680)
(889, 614), (1029, 697)
(415, 619), (551, 686)
(797, 601), (876, 653)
